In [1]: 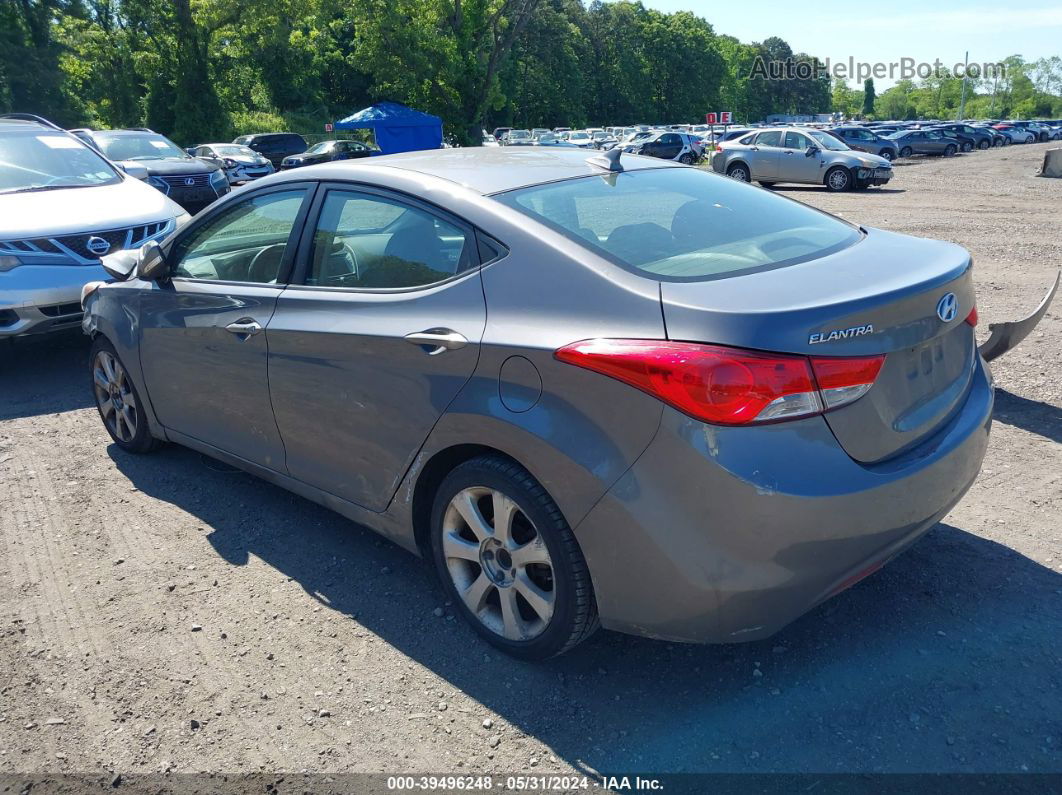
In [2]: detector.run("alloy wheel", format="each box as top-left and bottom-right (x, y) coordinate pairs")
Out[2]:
(441, 486), (556, 641)
(92, 350), (138, 443)
(827, 168), (850, 191)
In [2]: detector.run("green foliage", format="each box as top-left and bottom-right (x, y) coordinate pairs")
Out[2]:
(862, 78), (875, 116)
(6, 0), (1057, 145)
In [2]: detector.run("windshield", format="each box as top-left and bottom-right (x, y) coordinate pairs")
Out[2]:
(807, 131), (849, 151)
(0, 131), (121, 194)
(212, 145), (257, 158)
(508, 130), (531, 140)
(884, 131), (909, 139)
(495, 168), (860, 281)
(307, 142), (335, 154)
(570, 132), (591, 141)
(95, 132), (191, 161)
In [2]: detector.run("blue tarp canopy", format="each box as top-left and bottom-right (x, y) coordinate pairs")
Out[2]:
(333, 101), (442, 155)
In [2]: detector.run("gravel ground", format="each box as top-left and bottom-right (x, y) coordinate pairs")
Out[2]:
(1, 142), (1059, 778)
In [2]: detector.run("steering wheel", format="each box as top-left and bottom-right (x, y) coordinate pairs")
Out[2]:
(246, 243), (287, 283)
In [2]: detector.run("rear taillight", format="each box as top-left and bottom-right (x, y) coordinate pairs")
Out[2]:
(809, 355), (885, 409)
(964, 305), (978, 326)
(555, 339), (885, 426)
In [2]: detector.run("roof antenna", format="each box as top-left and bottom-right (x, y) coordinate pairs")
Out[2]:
(586, 147), (623, 172)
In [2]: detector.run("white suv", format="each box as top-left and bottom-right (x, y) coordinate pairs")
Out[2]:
(0, 115), (186, 337)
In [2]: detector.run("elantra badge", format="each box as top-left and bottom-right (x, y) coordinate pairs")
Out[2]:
(936, 292), (958, 322)
(809, 324), (874, 345)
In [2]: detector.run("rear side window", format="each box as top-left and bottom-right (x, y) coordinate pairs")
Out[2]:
(306, 190), (472, 289)
(494, 168), (860, 282)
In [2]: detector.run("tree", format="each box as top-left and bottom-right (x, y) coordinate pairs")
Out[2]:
(862, 78), (875, 117)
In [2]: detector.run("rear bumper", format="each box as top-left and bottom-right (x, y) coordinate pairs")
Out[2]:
(0, 262), (107, 337)
(574, 355), (993, 644)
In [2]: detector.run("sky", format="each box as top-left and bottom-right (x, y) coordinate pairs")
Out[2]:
(643, 0), (1061, 88)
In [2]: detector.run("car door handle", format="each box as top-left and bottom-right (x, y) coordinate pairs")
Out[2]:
(404, 329), (468, 355)
(225, 318), (263, 338)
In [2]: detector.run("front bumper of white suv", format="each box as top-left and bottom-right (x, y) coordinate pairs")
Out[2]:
(0, 219), (174, 337)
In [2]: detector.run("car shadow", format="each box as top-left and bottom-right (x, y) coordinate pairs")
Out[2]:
(771, 186), (907, 195)
(0, 329), (93, 420)
(109, 443), (1062, 774)
(993, 387), (1062, 444)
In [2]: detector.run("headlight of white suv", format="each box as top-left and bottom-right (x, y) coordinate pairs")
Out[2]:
(0, 255), (23, 272)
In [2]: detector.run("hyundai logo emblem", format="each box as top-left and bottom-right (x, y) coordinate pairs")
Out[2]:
(936, 292), (958, 323)
(184, 177), (196, 186)
(85, 236), (111, 256)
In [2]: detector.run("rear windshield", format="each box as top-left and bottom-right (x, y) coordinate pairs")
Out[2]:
(494, 167), (860, 281)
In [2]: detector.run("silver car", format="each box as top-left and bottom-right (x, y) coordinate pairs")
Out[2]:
(83, 148), (1008, 659)
(0, 115), (185, 337)
(192, 143), (275, 185)
(713, 127), (893, 191)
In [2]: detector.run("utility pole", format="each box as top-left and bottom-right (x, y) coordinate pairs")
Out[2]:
(958, 50), (969, 120)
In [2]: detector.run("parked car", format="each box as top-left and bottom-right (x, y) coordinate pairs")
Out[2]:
(232, 132), (308, 168)
(532, 133), (576, 147)
(280, 140), (375, 169)
(1011, 121), (1053, 142)
(970, 124), (1009, 147)
(885, 129), (959, 157)
(927, 127), (977, 153)
(192, 143), (274, 184)
(591, 131), (618, 150)
(71, 128), (230, 213)
(481, 131), (500, 147)
(936, 123), (995, 150)
(492, 127), (512, 142)
(713, 128), (892, 190)
(565, 130), (594, 148)
(82, 147), (1008, 659)
(0, 114), (185, 338)
(827, 126), (899, 161)
(992, 124), (1035, 144)
(502, 129), (533, 146)
(623, 131), (701, 164)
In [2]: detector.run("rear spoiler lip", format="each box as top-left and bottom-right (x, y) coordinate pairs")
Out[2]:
(978, 270), (1060, 362)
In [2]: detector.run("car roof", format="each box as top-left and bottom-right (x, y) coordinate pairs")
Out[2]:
(291, 147), (681, 195)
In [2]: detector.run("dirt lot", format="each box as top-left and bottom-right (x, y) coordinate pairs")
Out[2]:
(1, 142), (1059, 779)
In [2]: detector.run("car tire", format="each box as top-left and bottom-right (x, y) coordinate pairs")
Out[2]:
(824, 166), (852, 192)
(726, 163), (751, 182)
(430, 455), (599, 660)
(899, 146), (913, 158)
(944, 144), (957, 156)
(978, 139), (990, 150)
(679, 153), (695, 165)
(961, 141), (973, 153)
(90, 337), (162, 454)
(878, 149), (894, 161)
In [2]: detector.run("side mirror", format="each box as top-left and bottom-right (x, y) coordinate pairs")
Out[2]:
(806, 145), (819, 157)
(119, 161), (149, 181)
(136, 240), (170, 282)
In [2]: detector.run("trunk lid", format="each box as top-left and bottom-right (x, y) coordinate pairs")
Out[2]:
(660, 227), (977, 462)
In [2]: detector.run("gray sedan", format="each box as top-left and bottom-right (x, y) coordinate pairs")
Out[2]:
(83, 148), (994, 659)
(712, 128), (893, 191)
(886, 129), (959, 157)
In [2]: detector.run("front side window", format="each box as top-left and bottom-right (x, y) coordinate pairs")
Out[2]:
(784, 132), (809, 149)
(306, 191), (473, 289)
(0, 132), (121, 193)
(171, 189), (308, 283)
(495, 167), (860, 282)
